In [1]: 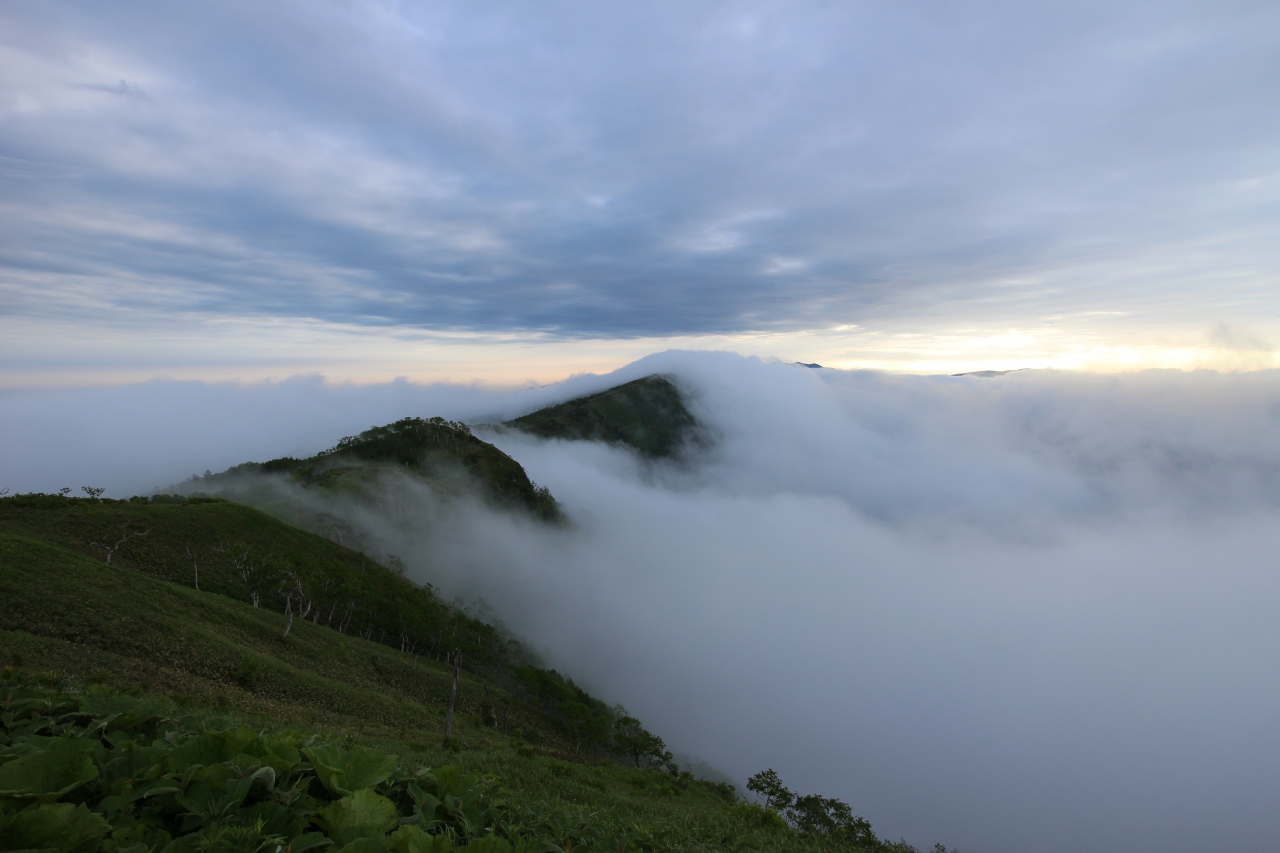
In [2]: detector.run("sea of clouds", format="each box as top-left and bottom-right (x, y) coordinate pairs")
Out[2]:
(4, 351), (1280, 853)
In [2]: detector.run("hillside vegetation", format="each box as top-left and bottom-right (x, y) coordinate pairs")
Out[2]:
(504, 376), (699, 459)
(0, 493), (933, 851)
(0, 495), (615, 750)
(197, 417), (559, 521)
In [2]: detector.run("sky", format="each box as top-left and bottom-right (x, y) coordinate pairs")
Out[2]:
(5, 352), (1280, 853)
(2, 1), (1280, 385)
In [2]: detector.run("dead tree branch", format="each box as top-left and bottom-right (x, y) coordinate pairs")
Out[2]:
(89, 523), (148, 565)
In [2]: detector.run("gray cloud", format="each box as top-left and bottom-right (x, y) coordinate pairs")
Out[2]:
(2, 2), (1278, 337)
(4, 353), (1280, 851)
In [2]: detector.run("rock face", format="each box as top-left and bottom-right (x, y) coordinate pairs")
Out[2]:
(504, 374), (699, 459)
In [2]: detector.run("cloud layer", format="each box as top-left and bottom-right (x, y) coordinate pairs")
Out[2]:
(4, 352), (1280, 851)
(2, 2), (1279, 341)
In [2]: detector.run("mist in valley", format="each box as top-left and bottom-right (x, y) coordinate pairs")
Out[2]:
(5, 351), (1280, 853)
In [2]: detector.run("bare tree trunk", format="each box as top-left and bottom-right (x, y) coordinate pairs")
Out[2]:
(91, 524), (148, 565)
(185, 546), (199, 591)
(444, 649), (462, 741)
(282, 593), (295, 639)
(484, 685), (498, 728)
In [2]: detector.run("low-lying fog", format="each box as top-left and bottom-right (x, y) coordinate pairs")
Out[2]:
(5, 351), (1280, 853)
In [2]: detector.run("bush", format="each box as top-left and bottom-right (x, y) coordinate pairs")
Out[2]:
(0, 671), (668, 853)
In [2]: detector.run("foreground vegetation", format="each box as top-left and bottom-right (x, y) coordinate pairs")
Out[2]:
(1, 487), (943, 851)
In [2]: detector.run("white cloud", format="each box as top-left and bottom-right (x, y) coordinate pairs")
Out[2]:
(4, 351), (1280, 851)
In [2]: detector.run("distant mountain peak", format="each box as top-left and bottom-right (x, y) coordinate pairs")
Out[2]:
(504, 374), (699, 458)
(951, 369), (1027, 378)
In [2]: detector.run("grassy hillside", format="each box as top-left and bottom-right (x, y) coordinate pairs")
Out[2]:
(0, 493), (933, 852)
(504, 376), (699, 459)
(0, 495), (618, 751)
(1, 669), (880, 853)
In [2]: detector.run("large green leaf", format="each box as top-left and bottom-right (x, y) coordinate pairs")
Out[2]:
(259, 736), (304, 774)
(0, 738), (99, 801)
(389, 825), (455, 853)
(314, 788), (400, 845)
(99, 741), (169, 793)
(304, 744), (397, 797)
(287, 832), (333, 853)
(164, 730), (258, 774)
(0, 802), (110, 853)
(459, 837), (511, 853)
(334, 838), (394, 853)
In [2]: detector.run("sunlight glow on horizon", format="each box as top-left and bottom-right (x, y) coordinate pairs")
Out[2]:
(3, 314), (1276, 390)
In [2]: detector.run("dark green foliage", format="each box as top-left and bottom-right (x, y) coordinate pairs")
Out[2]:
(0, 673), (877, 852)
(612, 716), (673, 771)
(745, 768), (929, 853)
(505, 375), (699, 459)
(208, 416), (559, 521)
(789, 794), (878, 846)
(746, 768), (794, 812)
(233, 654), (262, 689)
(0, 671), (526, 852)
(319, 417), (559, 518)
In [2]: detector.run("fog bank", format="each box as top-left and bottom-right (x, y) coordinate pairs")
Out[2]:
(4, 352), (1280, 852)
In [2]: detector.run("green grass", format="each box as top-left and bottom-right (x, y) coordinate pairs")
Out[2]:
(0, 495), (923, 852)
(0, 494), (524, 678)
(0, 536), (833, 850)
(0, 532), (545, 748)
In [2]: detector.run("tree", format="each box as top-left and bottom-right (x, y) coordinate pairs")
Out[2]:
(81, 486), (105, 500)
(89, 522), (147, 565)
(746, 768), (795, 812)
(613, 715), (668, 768)
(560, 701), (593, 753)
(443, 649), (462, 741)
(184, 545), (200, 591)
(787, 794), (877, 847)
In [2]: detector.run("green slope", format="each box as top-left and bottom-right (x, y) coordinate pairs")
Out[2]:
(201, 417), (559, 521)
(0, 495), (606, 749)
(0, 493), (925, 851)
(504, 376), (699, 459)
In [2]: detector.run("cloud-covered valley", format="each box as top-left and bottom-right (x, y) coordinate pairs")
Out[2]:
(4, 351), (1280, 852)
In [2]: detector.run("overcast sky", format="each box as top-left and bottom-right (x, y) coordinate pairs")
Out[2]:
(2, 1), (1279, 383)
